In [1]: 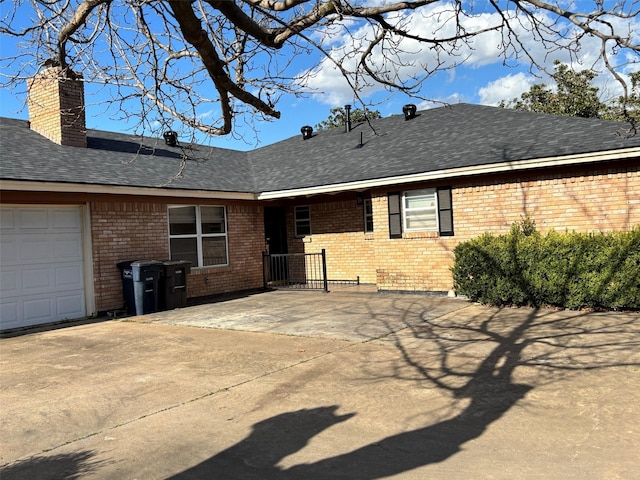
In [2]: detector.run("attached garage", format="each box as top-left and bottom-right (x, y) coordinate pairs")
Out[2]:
(0, 206), (87, 330)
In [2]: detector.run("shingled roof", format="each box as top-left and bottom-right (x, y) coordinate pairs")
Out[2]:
(0, 117), (255, 195)
(2, 104), (639, 198)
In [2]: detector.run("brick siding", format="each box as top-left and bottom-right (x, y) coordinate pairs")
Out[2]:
(287, 162), (639, 293)
(90, 200), (265, 313)
(27, 66), (87, 148)
(286, 199), (376, 284)
(3, 160), (637, 313)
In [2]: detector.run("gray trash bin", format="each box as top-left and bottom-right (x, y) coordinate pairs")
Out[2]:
(116, 260), (138, 315)
(131, 260), (163, 315)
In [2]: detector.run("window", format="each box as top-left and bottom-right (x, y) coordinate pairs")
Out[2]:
(403, 189), (438, 231)
(295, 205), (311, 236)
(364, 199), (374, 233)
(168, 206), (228, 267)
(387, 187), (454, 238)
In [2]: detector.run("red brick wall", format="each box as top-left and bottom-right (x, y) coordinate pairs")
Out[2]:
(287, 199), (377, 284)
(4, 160), (637, 312)
(186, 204), (265, 299)
(373, 163), (640, 292)
(27, 66), (86, 148)
(90, 200), (265, 312)
(91, 201), (170, 312)
(282, 162), (638, 293)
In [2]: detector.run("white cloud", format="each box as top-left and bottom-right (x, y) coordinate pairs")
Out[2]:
(478, 72), (535, 105)
(295, 1), (637, 107)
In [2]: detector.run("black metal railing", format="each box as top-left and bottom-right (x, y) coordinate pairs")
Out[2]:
(263, 249), (328, 292)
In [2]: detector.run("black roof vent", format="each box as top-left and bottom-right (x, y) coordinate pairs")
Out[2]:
(402, 104), (417, 120)
(163, 130), (178, 147)
(301, 125), (313, 140)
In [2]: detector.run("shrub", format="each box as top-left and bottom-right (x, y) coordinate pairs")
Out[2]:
(451, 220), (640, 310)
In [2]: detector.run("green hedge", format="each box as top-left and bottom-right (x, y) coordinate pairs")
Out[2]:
(451, 219), (640, 310)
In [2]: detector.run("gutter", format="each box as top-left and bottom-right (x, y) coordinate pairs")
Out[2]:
(257, 147), (640, 200)
(0, 180), (257, 201)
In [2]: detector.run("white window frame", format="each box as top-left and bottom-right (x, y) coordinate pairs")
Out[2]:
(363, 198), (374, 233)
(295, 205), (311, 236)
(168, 205), (229, 268)
(402, 189), (439, 232)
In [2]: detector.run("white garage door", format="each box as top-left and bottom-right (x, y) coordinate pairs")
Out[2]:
(1, 206), (86, 330)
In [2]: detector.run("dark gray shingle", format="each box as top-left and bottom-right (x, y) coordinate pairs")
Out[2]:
(2, 104), (638, 195)
(248, 104), (640, 193)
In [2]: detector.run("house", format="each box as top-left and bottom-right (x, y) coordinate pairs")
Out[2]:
(2, 66), (639, 330)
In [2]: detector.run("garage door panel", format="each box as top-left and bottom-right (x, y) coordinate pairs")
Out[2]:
(55, 265), (83, 288)
(0, 302), (19, 328)
(20, 237), (53, 262)
(1, 236), (19, 265)
(53, 236), (83, 260)
(57, 294), (85, 318)
(23, 297), (53, 322)
(1, 267), (19, 294)
(21, 266), (53, 291)
(52, 209), (82, 229)
(18, 209), (50, 229)
(0, 209), (16, 229)
(0, 206), (86, 330)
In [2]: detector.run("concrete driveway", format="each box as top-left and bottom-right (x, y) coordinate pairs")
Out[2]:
(1, 289), (639, 479)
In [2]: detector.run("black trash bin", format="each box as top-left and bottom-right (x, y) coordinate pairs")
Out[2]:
(160, 260), (192, 310)
(116, 260), (137, 315)
(131, 260), (163, 315)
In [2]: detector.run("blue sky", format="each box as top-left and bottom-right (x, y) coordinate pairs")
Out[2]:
(1, 1), (637, 151)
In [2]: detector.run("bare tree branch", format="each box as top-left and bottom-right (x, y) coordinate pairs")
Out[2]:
(2, 0), (638, 139)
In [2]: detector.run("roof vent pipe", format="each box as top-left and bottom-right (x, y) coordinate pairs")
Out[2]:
(344, 104), (352, 133)
(402, 104), (417, 120)
(301, 125), (313, 140)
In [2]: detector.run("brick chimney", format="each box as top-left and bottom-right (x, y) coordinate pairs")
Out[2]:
(27, 66), (87, 148)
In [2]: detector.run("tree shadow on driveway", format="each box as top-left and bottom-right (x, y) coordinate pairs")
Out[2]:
(0, 450), (105, 480)
(170, 305), (640, 479)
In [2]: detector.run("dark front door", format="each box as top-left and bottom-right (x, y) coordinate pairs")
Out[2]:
(264, 207), (289, 286)
(264, 207), (288, 255)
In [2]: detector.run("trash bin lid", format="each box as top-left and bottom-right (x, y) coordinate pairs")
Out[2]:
(117, 260), (137, 269)
(131, 260), (163, 267)
(162, 260), (192, 266)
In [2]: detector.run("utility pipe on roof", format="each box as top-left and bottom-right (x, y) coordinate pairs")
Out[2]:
(345, 104), (352, 133)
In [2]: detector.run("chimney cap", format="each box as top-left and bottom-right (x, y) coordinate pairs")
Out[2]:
(301, 125), (313, 140)
(402, 104), (417, 120)
(163, 130), (178, 147)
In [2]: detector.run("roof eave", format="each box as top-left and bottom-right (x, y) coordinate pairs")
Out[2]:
(257, 147), (640, 200)
(0, 180), (257, 201)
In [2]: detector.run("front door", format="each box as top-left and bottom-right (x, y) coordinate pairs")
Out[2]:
(264, 207), (288, 255)
(264, 207), (288, 285)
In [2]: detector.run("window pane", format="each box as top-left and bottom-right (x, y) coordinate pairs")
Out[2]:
(296, 221), (311, 236)
(406, 211), (437, 230)
(201, 206), (226, 234)
(365, 217), (374, 233)
(203, 237), (228, 266)
(170, 237), (198, 266)
(403, 189), (438, 231)
(364, 199), (373, 216)
(364, 199), (374, 233)
(295, 206), (310, 219)
(295, 206), (311, 236)
(169, 206), (196, 235)
(405, 190), (436, 209)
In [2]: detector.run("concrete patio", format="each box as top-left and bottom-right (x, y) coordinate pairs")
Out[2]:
(1, 289), (639, 479)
